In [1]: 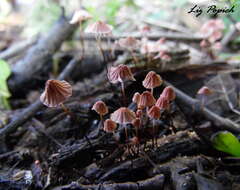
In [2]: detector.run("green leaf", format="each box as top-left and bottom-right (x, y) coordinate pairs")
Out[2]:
(0, 59), (11, 109)
(211, 131), (240, 157)
(0, 59), (11, 80)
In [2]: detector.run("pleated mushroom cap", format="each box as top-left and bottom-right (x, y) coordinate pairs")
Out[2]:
(40, 80), (72, 108)
(148, 106), (161, 119)
(138, 91), (156, 109)
(111, 107), (136, 124)
(118, 37), (140, 49)
(108, 64), (135, 84)
(142, 71), (162, 89)
(155, 95), (169, 110)
(132, 92), (140, 104)
(161, 86), (176, 101)
(197, 86), (212, 95)
(69, 9), (92, 24)
(103, 119), (117, 133)
(85, 21), (113, 35)
(92, 101), (109, 116)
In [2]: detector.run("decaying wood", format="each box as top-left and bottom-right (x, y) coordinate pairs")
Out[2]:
(77, 32), (203, 42)
(165, 81), (240, 134)
(8, 14), (77, 94)
(52, 174), (165, 190)
(0, 36), (38, 60)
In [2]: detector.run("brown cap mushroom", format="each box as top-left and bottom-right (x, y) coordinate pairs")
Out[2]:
(85, 20), (113, 35)
(155, 95), (169, 110)
(40, 79), (72, 107)
(111, 107), (136, 124)
(103, 119), (117, 133)
(161, 86), (176, 101)
(142, 71), (163, 90)
(132, 92), (141, 104)
(92, 101), (109, 116)
(148, 106), (161, 119)
(138, 91), (156, 109)
(108, 64), (135, 84)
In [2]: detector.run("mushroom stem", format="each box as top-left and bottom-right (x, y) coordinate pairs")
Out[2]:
(151, 88), (154, 95)
(124, 124), (128, 140)
(79, 22), (85, 59)
(100, 114), (104, 129)
(130, 49), (139, 67)
(121, 82), (126, 106)
(60, 103), (74, 118)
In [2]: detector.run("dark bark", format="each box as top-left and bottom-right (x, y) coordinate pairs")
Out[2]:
(8, 14), (77, 94)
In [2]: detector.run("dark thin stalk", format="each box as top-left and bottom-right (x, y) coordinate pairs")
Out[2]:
(121, 82), (126, 106)
(130, 49), (138, 67)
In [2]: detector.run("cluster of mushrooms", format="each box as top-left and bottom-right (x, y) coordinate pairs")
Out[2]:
(39, 8), (214, 151)
(92, 67), (176, 147)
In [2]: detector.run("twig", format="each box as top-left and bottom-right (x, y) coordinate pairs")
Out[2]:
(164, 81), (240, 134)
(51, 174), (165, 190)
(77, 33), (203, 42)
(0, 58), (81, 138)
(218, 75), (240, 116)
(0, 36), (38, 60)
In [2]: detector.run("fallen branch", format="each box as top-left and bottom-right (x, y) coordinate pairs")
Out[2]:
(165, 81), (240, 134)
(8, 14), (77, 94)
(77, 33), (203, 42)
(0, 58), (81, 138)
(52, 174), (165, 190)
(0, 36), (38, 60)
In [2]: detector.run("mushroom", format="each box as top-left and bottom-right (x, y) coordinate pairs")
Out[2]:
(155, 95), (170, 111)
(197, 86), (213, 108)
(132, 92), (140, 105)
(142, 71), (163, 94)
(111, 107), (136, 140)
(118, 37), (140, 66)
(138, 91), (156, 110)
(148, 105), (161, 147)
(85, 20), (113, 64)
(40, 79), (72, 116)
(70, 9), (92, 59)
(161, 86), (176, 102)
(103, 119), (117, 133)
(92, 100), (109, 127)
(108, 64), (135, 105)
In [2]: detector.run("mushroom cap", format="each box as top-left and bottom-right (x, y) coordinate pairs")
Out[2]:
(132, 92), (140, 104)
(108, 64), (135, 84)
(104, 119), (117, 133)
(142, 71), (163, 89)
(92, 101), (109, 116)
(69, 9), (92, 24)
(111, 107), (136, 124)
(155, 95), (169, 110)
(161, 86), (176, 101)
(148, 105), (161, 119)
(118, 37), (140, 49)
(40, 79), (72, 108)
(85, 21), (113, 35)
(138, 91), (156, 109)
(197, 86), (212, 95)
